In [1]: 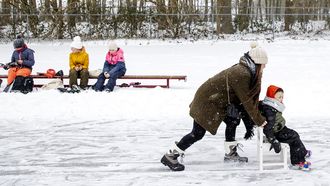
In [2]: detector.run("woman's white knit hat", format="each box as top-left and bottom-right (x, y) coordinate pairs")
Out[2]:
(70, 36), (83, 49)
(249, 41), (268, 64)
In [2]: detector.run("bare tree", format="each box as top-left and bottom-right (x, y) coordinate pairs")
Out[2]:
(1, 0), (11, 26)
(284, 0), (294, 31)
(236, 0), (250, 32)
(216, 0), (234, 34)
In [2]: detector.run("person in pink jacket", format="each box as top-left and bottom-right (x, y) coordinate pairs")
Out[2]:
(93, 41), (126, 92)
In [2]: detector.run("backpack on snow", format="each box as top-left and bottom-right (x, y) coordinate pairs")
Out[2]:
(11, 76), (34, 94)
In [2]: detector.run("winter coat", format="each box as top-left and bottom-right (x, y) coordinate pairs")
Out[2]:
(11, 46), (35, 69)
(69, 48), (89, 70)
(102, 60), (126, 75)
(259, 99), (286, 139)
(105, 48), (125, 65)
(189, 56), (266, 135)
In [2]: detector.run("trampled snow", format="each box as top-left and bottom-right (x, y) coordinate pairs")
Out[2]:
(0, 39), (329, 185)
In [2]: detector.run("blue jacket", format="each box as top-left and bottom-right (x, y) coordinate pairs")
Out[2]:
(11, 47), (35, 69)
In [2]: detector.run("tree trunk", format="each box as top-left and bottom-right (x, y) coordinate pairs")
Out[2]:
(0, 0), (11, 26)
(284, 0), (294, 31)
(237, 0), (249, 32)
(216, 0), (234, 34)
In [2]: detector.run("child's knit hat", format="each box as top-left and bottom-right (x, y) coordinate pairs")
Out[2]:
(70, 36), (83, 49)
(266, 85), (284, 98)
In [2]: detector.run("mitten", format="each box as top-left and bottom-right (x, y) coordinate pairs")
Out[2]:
(3, 65), (9, 70)
(268, 138), (281, 153)
(104, 72), (110, 78)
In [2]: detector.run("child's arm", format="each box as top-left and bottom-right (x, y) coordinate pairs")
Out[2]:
(261, 104), (281, 153)
(261, 105), (276, 139)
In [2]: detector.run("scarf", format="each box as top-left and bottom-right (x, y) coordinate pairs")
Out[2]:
(262, 96), (286, 112)
(242, 52), (256, 78)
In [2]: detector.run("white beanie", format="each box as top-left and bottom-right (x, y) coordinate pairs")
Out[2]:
(108, 41), (118, 51)
(249, 41), (268, 64)
(70, 36), (83, 49)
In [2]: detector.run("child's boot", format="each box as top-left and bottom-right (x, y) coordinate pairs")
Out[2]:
(292, 161), (311, 171)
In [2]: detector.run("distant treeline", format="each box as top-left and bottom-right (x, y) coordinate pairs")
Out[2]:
(0, 0), (330, 39)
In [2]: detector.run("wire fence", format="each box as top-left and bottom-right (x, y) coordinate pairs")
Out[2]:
(1, 10), (330, 41)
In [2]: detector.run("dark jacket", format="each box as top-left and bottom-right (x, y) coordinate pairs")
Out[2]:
(259, 102), (286, 139)
(11, 47), (35, 69)
(189, 56), (266, 135)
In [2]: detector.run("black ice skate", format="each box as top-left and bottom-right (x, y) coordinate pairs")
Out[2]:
(224, 141), (248, 163)
(161, 143), (185, 171)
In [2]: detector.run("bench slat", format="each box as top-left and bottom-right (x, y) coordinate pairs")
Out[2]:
(0, 74), (187, 88)
(0, 75), (187, 80)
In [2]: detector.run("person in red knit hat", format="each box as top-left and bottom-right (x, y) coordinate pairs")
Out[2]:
(259, 85), (312, 171)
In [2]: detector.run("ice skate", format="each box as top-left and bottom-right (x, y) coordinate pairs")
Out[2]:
(161, 143), (185, 171)
(224, 141), (248, 163)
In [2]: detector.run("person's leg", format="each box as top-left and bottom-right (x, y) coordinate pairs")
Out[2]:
(224, 116), (240, 142)
(223, 116), (248, 162)
(161, 120), (206, 171)
(69, 69), (78, 87)
(16, 68), (32, 77)
(7, 67), (18, 85)
(93, 73), (106, 91)
(275, 126), (308, 165)
(79, 69), (89, 89)
(176, 120), (206, 151)
(104, 69), (125, 91)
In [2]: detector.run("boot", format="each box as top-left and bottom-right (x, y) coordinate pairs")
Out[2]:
(224, 141), (248, 163)
(161, 143), (185, 171)
(291, 161), (311, 171)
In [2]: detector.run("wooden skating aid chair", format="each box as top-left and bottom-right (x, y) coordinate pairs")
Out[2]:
(257, 127), (289, 171)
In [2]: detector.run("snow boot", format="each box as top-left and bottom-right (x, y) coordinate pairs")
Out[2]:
(224, 141), (248, 163)
(161, 143), (185, 171)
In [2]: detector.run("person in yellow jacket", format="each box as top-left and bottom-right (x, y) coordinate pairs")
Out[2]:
(69, 36), (89, 89)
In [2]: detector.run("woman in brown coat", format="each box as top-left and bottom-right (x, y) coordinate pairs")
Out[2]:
(161, 42), (268, 171)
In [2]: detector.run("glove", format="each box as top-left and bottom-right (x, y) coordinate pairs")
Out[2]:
(3, 65), (9, 70)
(244, 129), (254, 140)
(104, 72), (110, 78)
(74, 66), (81, 71)
(268, 138), (281, 153)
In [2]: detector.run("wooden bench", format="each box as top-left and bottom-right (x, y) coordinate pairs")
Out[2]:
(0, 74), (187, 88)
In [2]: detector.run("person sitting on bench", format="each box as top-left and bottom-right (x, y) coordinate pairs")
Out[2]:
(93, 41), (126, 92)
(69, 36), (89, 90)
(3, 35), (35, 92)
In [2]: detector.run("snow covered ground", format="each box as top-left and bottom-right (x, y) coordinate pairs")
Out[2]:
(0, 39), (329, 185)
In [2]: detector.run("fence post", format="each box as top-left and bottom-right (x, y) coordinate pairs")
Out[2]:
(272, 7), (275, 41)
(26, 15), (30, 41)
(88, 14), (92, 40)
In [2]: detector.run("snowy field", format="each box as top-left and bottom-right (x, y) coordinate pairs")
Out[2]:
(0, 39), (330, 185)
